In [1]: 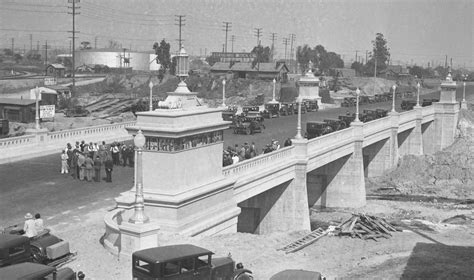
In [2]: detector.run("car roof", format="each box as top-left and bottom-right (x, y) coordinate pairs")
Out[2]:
(0, 262), (55, 279)
(270, 269), (322, 280)
(133, 244), (213, 263)
(0, 234), (29, 249)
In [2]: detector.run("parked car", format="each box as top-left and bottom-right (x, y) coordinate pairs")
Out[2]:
(270, 269), (322, 280)
(132, 244), (253, 280)
(0, 230), (75, 267)
(0, 262), (82, 280)
(65, 106), (90, 117)
(233, 115), (265, 135)
(306, 122), (333, 139)
(303, 100), (319, 112)
(222, 106), (238, 121)
(262, 103), (280, 118)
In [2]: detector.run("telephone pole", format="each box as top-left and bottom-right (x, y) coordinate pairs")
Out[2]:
(230, 35), (235, 53)
(355, 50), (358, 63)
(254, 28), (262, 46)
(175, 15), (186, 49)
(270, 32), (277, 61)
(282, 37), (289, 62)
(94, 36), (97, 49)
(289, 34), (296, 72)
(30, 34), (33, 52)
(11, 38), (14, 54)
(43, 40), (48, 66)
(222, 21), (231, 53)
(68, 0), (80, 97)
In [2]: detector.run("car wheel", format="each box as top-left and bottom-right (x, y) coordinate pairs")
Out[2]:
(31, 247), (46, 264)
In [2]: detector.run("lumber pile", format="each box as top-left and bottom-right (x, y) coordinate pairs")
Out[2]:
(335, 213), (401, 241)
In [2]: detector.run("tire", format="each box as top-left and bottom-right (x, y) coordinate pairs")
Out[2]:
(31, 247), (46, 264)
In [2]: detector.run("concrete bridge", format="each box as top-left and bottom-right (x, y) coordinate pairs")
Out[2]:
(106, 78), (459, 253)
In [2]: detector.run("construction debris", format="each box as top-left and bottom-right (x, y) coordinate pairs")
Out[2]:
(278, 227), (330, 254)
(334, 213), (402, 241)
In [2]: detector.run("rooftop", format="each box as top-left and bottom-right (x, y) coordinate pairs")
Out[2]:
(0, 98), (37, 106)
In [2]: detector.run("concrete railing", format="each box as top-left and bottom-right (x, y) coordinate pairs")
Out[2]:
(421, 105), (435, 117)
(307, 127), (354, 154)
(363, 117), (390, 136)
(399, 110), (418, 125)
(46, 121), (136, 144)
(0, 134), (36, 149)
(223, 145), (294, 177)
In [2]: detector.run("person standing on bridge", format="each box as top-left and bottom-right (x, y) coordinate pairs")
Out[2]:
(60, 150), (69, 174)
(104, 155), (114, 183)
(77, 152), (86, 181)
(84, 155), (94, 182)
(94, 156), (102, 182)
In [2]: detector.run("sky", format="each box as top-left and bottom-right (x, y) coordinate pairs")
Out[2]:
(0, 0), (472, 68)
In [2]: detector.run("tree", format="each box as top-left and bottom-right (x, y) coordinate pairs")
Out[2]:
(14, 53), (22, 63)
(205, 55), (220, 66)
(3, 48), (13, 56)
(250, 45), (271, 68)
(296, 44), (344, 74)
(107, 40), (120, 49)
(153, 39), (171, 71)
(351, 61), (364, 75)
(365, 33), (390, 75)
(296, 45), (313, 73)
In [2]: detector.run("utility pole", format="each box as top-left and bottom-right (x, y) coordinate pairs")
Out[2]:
(270, 32), (277, 62)
(94, 36), (97, 48)
(450, 57), (453, 68)
(230, 35), (235, 53)
(30, 34), (32, 52)
(254, 28), (262, 46)
(68, 0), (80, 97)
(366, 50), (368, 65)
(282, 37), (289, 62)
(222, 21), (231, 53)
(444, 54), (448, 69)
(43, 40), (48, 66)
(11, 38), (14, 55)
(355, 50), (358, 63)
(289, 34), (296, 72)
(175, 15), (186, 49)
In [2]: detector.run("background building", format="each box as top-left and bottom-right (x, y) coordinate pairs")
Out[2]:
(75, 49), (160, 71)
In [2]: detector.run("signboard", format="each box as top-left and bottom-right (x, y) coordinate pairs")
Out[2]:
(44, 77), (57, 86)
(40, 105), (55, 119)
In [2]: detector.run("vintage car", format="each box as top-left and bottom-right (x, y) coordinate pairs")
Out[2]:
(306, 122), (333, 139)
(375, 108), (389, 118)
(0, 262), (82, 280)
(270, 269), (322, 280)
(338, 115), (355, 127)
(401, 100), (417, 111)
(241, 106), (260, 117)
(422, 98), (439, 107)
(279, 103), (294, 116)
(293, 102), (307, 114)
(303, 100), (319, 112)
(341, 97), (356, 107)
(323, 119), (346, 131)
(233, 115), (265, 135)
(262, 103), (280, 118)
(222, 106), (238, 121)
(65, 106), (90, 117)
(0, 230), (75, 267)
(132, 244), (253, 280)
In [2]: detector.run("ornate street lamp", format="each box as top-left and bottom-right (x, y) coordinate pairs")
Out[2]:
(355, 88), (361, 122)
(35, 86), (40, 130)
(295, 95), (303, 139)
(416, 82), (421, 107)
(222, 79), (226, 107)
(391, 84), (397, 112)
(148, 80), (153, 111)
(463, 80), (466, 103)
(272, 78), (276, 102)
(129, 129), (149, 224)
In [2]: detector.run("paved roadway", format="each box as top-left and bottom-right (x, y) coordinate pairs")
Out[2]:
(1, 84), (472, 228)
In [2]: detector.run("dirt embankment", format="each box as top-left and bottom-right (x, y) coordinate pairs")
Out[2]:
(367, 109), (474, 201)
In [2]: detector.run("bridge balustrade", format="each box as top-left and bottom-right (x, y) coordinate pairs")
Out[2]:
(0, 134), (36, 149)
(421, 105), (435, 118)
(307, 127), (354, 154)
(223, 145), (294, 177)
(398, 110), (418, 125)
(46, 121), (136, 144)
(362, 117), (390, 136)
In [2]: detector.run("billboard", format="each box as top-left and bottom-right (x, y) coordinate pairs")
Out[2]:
(40, 105), (55, 119)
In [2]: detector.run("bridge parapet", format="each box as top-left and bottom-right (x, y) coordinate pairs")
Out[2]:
(363, 117), (390, 136)
(307, 127), (354, 154)
(46, 121), (136, 144)
(0, 134), (36, 149)
(399, 110), (418, 125)
(421, 105), (435, 119)
(223, 145), (294, 177)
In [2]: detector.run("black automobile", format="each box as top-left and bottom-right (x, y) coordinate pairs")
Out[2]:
(0, 262), (81, 280)
(132, 244), (252, 280)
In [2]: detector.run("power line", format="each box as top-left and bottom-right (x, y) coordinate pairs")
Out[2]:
(254, 28), (262, 46)
(222, 22), (231, 53)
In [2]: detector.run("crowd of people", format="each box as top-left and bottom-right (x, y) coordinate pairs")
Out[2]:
(60, 140), (134, 183)
(223, 138), (292, 167)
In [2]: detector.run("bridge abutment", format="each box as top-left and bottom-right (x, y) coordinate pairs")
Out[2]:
(363, 138), (391, 177)
(432, 76), (459, 151)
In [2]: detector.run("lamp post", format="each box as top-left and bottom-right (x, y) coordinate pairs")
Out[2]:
(391, 84), (397, 112)
(295, 95), (303, 139)
(272, 78), (276, 102)
(148, 80), (153, 111)
(222, 79), (226, 107)
(129, 129), (149, 224)
(416, 82), (421, 107)
(355, 88), (361, 122)
(463, 81), (466, 103)
(35, 86), (40, 130)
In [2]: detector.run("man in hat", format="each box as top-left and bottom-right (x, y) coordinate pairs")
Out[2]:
(23, 213), (37, 237)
